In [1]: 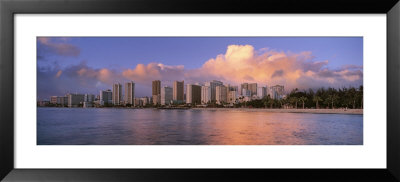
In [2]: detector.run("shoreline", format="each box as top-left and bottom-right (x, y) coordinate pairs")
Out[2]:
(191, 108), (363, 115)
(40, 107), (363, 115)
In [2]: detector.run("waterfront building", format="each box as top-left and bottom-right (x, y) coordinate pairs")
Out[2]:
(240, 83), (248, 95)
(186, 84), (201, 105)
(152, 80), (161, 105)
(56, 96), (68, 107)
(67, 93), (85, 107)
(248, 83), (258, 96)
(37, 100), (50, 107)
(100, 89), (112, 106)
(216, 85), (227, 104)
(50, 96), (57, 104)
(161, 86), (173, 105)
(242, 88), (251, 97)
(270, 85), (285, 100)
(134, 98), (142, 107)
(227, 90), (238, 104)
(140, 97), (149, 106)
(124, 81), (135, 105)
(229, 85), (239, 92)
(201, 86), (211, 104)
(205, 80), (223, 101)
(83, 94), (95, 108)
(257, 87), (267, 99)
(112, 83), (122, 105)
(173, 80), (184, 103)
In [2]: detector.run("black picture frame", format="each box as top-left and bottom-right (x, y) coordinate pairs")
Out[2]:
(1, 0), (399, 181)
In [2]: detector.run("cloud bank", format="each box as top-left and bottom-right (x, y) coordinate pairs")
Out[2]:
(37, 42), (362, 99)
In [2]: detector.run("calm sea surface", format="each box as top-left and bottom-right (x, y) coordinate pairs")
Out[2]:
(37, 107), (363, 145)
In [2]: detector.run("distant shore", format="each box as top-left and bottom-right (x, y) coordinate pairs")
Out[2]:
(39, 107), (363, 115)
(191, 108), (363, 115)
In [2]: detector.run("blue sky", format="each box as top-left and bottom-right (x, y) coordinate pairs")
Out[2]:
(37, 37), (363, 99)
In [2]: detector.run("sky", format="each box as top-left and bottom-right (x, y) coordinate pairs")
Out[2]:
(37, 37), (363, 100)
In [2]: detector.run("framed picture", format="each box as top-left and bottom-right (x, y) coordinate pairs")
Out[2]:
(1, 0), (399, 181)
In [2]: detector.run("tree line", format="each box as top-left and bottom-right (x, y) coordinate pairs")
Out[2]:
(237, 85), (363, 109)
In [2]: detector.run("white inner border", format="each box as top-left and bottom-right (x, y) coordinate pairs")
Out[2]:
(15, 14), (386, 168)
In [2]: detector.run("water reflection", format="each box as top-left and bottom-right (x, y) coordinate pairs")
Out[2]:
(37, 108), (363, 145)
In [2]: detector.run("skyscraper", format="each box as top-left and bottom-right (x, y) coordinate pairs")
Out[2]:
(67, 93), (85, 107)
(257, 86), (267, 99)
(112, 83), (122, 105)
(216, 85), (227, 104)
(227, 90), (238, 104)
(152, 80), (161, 105)
(124, 81), (135, 105)
(240, 83), (248, 95)
(173, 80), (184, 102)
(201, 86), (211, 104)
(161, 86), (173, 105)
(83, 94), (95, 108)
(186, 84), (201, 105)
(100, 89), (112, 106)
(205, 80), (223, 101)
(270, 85), (285, 100)
(248, 83), (258, 96)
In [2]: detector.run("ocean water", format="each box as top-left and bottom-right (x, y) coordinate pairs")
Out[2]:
(37, 107), (363, 145)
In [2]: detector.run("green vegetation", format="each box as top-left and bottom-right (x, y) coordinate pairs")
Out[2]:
(238, 85), (363, 109)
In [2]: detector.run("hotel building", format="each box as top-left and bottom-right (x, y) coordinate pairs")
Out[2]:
(67, 93), (85, 107)
(201, 86), (211, 104)
(173, 80), (184, 103)
(152, 80), (161, 105)
(161, 86), (173, 105)
(100, 89), (112, 106)
(186, 84), (201, 105)
(124, 81), (135, 105)
(257, 86), (267, 99)
(216, 85), (227, 104)
(112, 83), (122, 105)
(270, 85), (285, 100)
(205, 80), (223, 101)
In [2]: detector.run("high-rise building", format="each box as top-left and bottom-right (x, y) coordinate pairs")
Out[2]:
(186, 84), (201, 105)
(257, 87), (267, 99)
(124, 81), (135, 105)
(112, 83), (122, 105)
(173, 80), (184, 102)
(83, 94), (95, 108)
(248, 83), (258, 96)
(270, 85), (285, 100)
(201, 86), (211, 104)
(140, 97), (149, 106)
(161, 86), (173, 105)
(242, 88), (251, 97)
(56, 96), (68, 106)
(216, 85), (227, 104)
(152, 80), (161, 105)
(134, 98), (142, 107)
(50, 96), (57, 104)
(100, 89), (112, 106)
(67, 93), (85, 107)
(205, 80), (223, 101)
(240, 83), (248, 95)
(227, 90), (238, 104)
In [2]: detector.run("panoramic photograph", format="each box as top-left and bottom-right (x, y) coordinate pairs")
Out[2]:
(37, 37), (363, 145)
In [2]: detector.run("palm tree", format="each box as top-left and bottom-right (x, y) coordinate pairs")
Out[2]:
(313, 96), (323, 109)
(290, 97), (298, 109)
(299, 96), (307, 109)
(268, 98), (275, 109)
(327, 94), (339, 109)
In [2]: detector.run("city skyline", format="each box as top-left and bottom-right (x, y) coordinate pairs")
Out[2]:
(37, 37), (363, 100)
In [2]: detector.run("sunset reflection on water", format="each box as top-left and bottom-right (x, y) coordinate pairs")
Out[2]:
(37, 108), (363, 145)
